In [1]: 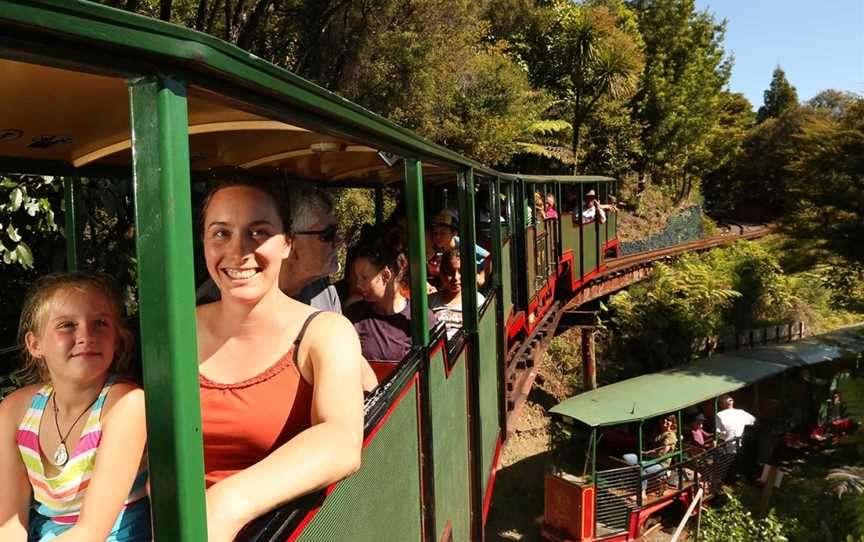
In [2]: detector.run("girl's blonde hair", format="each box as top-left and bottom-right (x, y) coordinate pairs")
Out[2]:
(16, 272), (134, 384)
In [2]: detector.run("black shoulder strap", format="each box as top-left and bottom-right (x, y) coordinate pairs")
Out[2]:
(293, 311), (324, 364)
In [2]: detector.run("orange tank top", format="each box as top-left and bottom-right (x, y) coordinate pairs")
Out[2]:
(200, 312), (320, 487)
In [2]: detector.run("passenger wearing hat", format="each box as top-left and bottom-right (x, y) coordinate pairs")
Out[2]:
(429, 209), (491, 287)
(581, 189), (606, 224)
(688, 413), (714, 449)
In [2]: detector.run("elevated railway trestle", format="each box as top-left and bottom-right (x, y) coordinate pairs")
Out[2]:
(504, 226), (773, 433)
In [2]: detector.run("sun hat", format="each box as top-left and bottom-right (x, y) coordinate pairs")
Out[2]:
(585, 189), (597, 198)
(431, 209), (459, 230)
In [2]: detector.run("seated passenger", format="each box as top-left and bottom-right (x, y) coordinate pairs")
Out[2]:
(196, 179), (363, 540)
(579, 189), (606, 224)
(0, 273), (150, 541)
(429, 210), (491, 286)
(623, 415), (678, 493)
(687, 413), (714, 449)
(344, 238), (437, 362)
(428, 252), (485, 339)
(545, 193), (559, 219)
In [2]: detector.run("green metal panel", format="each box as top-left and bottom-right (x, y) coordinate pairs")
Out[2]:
(581, 222), (597, 278)
(608, 210), (617, 245)
(128, 75), (207, 541)
(296, 384), (423, 542)
(63, 176), (81, 271)
(404, 159), (430, 346)
(501, 237), (513, 319)
(429, 346), (472, 542)
(551, 325), (864, 427)
(560, 215), (580, 286)
(525, 227), (536, 299)
(478, 298), (500, 497)
(457, 169), (478, 334)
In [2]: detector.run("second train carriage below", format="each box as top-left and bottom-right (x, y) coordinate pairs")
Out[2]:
(541, 324), (864, 542)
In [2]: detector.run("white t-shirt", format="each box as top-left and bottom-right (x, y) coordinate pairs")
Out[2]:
(715, 408), (756, 440)
(581, 204), (606, 223)
(429, 292), (486, 339)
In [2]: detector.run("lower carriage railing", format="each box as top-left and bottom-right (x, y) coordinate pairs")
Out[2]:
(594, 466), (639, 535)
(594, 438), (743, 537)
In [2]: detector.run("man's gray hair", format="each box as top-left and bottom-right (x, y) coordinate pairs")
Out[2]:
(720, 395), (734, 406)
(289, 183), (333, 233)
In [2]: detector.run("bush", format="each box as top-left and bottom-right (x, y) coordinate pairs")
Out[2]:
(701, 493), (792, 542)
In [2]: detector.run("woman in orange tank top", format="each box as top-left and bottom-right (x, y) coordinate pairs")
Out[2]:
(195, 179), (363, 542)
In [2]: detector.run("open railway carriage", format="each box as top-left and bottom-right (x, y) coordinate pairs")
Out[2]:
(504, 176), (618, 345)
(541, 325), (864, 542)
(0, 1), (521, 540)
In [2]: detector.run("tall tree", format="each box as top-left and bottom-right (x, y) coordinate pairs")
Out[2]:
(783, 98), (864, 263)
(533, 1), (644, 173)
(628, 0), (731, 199)
(756, 66), (798, 123)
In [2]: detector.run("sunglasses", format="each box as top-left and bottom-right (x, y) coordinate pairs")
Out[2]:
(294, 224), (339, 243)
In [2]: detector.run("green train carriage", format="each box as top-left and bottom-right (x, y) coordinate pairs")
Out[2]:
(0, 1), (620, 540)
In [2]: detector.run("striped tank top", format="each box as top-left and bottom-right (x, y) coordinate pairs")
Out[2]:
(16, 374), (151, 541)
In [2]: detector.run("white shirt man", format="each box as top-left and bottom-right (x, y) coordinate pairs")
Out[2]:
(715, 396), (756, 441)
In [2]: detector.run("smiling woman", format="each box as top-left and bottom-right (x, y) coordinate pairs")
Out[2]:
(192, 179), (364, 542)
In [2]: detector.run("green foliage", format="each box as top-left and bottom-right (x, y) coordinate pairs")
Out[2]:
(701, 493), (792, 542)
(605, 241), (807, 373)
(782, 98), (864, 264)
(0, 175), (60, 269)
(629, 0), (731, 199)
(523, 1), (645, 173)
(757, 66), (799, 124)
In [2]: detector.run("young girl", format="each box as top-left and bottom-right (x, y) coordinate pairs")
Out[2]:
(0, 273), (150, 541)
(428, 252), (485, 340)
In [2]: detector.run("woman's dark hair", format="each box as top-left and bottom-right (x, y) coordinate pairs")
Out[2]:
(353, 224), (407, 279)
(198, 169), (290, 234)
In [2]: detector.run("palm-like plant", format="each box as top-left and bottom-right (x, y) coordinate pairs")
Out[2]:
(548, 3), (643, 173)
(827, 467), (864, 499)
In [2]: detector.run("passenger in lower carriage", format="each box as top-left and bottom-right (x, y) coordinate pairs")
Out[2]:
(623, 415), (678, 495)
(344, 236), (437, 363)
(428, 252), (485, 340)
(196, 180), (363, 542)
(0, 273), (150, 541)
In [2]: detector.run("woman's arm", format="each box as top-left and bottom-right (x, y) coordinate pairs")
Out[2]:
(206, 312), (364, 541)
(54, 384), (147, 542)
(0, 387), (37, 542)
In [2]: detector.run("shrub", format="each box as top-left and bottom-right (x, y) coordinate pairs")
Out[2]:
(700, 493), (792, 542)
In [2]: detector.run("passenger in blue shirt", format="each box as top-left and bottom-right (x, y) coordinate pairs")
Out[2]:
(429, 209), (491, 288)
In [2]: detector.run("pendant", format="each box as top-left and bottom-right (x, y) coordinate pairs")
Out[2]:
(52, 442), (69, 467)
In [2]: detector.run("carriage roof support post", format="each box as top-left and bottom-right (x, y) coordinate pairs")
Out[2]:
(402, 158), (436, 542)
(63, 176), (81, 271)
(403, 158), (429, 345)
(374, 185), (385, 225)
(128, 75), (208, 541)
(457, 168), (483, 539)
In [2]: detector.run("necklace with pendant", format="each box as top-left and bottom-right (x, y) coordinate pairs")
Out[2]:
(50, 391), (99, 467)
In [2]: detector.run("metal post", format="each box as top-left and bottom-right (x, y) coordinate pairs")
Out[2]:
(63, 176), (81, 271)
(457, 168), (482, 540)
(582, 328), (597, 390)
(402, 158), (429, 346)
(127, 75), (207, 541)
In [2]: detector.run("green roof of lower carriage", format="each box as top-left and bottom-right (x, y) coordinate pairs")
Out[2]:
(550, 325), (864, 427)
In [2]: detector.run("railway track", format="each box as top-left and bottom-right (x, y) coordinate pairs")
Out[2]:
(504, 224), (773, 433)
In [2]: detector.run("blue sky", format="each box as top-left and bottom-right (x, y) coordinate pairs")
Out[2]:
(694, 0), (863, 109)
